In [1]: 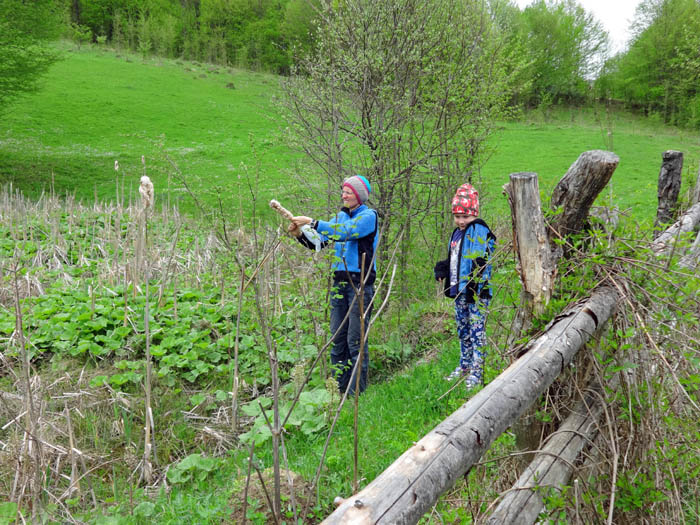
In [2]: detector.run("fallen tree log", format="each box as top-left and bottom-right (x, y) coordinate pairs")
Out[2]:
(679, 230), (700, 269)
(486, 381), (607, 524)
(650, 202), (700, 256)
(322, 286), (619, 525)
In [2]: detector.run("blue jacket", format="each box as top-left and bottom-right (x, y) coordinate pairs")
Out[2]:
(445, 219), (495, 301)
(298, 204), (379, 284)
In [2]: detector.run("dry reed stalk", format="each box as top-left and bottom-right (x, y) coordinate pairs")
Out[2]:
(10, 255), (44, 521)
(64, 405), (80, 499)
(231, 272), (245, 432)
(139, 175), (156, 487)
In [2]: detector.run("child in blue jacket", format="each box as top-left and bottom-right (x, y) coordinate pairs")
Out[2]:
(434, 183), (495, 389)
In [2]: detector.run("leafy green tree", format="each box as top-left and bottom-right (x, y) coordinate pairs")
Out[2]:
(597, 0), (700, 127)
(516, 0), (608, 106)
(65, 0), (305, 72)
(0, 0), (63, 113)
(281, 0), (321, 60)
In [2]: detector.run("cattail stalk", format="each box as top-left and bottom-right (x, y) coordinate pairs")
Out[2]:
(139, 172), (156, 485)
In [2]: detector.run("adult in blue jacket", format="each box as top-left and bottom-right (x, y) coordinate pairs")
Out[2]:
(288, 175), (378, 395)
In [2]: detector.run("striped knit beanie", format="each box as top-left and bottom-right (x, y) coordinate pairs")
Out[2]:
(343, 175), (371, 204)
(451, 183), (479, 216)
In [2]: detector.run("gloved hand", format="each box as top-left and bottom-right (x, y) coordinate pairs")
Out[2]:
(433, 259), (449, 281)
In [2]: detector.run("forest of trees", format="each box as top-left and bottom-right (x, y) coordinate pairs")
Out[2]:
(2, 0), (700, 124)
(63, 0), (700, 128)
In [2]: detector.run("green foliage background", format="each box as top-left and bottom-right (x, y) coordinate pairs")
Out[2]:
(1, 0), (700, 522)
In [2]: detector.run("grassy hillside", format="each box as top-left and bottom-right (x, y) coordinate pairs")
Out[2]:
(0, 43), (299, 218)
(1, 44), (699, 224)
(480, 107), (700, 220)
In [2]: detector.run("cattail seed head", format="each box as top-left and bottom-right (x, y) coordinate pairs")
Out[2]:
(139, 175), (154, 210)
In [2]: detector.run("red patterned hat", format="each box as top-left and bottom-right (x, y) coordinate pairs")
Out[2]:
(451, 183), (479, 216)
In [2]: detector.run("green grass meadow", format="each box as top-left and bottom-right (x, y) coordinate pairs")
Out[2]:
(2, 43), (699, 224)
(1, 44), (699, 524)
(0, 43), (300, 218)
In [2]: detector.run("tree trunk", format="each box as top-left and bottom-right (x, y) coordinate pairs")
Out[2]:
(550, 150), (619, 239)
(322, 287), (619, 525)
(654, 150), (683, 230)
(487, 381), (607, 525)
(650, 202), (700, 256)
(503, 173), (557, 318)
(693, 161), (700, 204)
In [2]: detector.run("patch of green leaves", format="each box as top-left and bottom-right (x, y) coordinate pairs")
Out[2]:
(166, 454), (221, 486)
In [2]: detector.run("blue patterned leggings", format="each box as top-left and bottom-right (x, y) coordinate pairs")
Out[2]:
(454, 295), (489, 382)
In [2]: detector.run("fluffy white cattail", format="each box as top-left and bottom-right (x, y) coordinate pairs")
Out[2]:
(114, 160), (119, 171)
(139, 175), (154, 210)
(269, 199), (294, 220)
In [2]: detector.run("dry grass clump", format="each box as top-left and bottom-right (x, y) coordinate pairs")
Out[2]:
(0, 370), (119, 521)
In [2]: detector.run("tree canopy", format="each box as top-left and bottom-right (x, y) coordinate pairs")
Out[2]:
(0, 0), (63, 113)
(596, 0), (700, 127)
(514, 0), (608, 106)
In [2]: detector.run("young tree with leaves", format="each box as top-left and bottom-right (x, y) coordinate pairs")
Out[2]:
(280, 0), (518, 300)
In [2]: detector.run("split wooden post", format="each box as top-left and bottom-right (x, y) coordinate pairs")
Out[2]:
(503, 172), (556, 319)
(654, 150), (683, 230)
(550, 150), (620, 239)
(487, 381), (608, 524)
(322, 286), (619, 525)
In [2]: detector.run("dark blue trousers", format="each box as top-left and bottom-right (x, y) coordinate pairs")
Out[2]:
(329, 280), (374, 395)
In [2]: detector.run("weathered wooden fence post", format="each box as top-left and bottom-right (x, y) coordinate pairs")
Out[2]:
(692, 161), (700, 204)
(503, 172), (557, 343)
(549, 150), (620, 240)
(505, 151), (618, 465)
(655, 150), (683, 230)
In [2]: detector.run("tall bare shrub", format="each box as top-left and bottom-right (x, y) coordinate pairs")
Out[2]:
(280, 0), (520, 300)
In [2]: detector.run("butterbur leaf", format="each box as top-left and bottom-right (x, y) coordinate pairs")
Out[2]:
(241, 397), (271, 416)
(89, 375), (109, 387)
(239, 424), (272, 446)
(133, 502), (155, 518)
(190, 393), (207, 405)
(0, 501), (18, 521)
